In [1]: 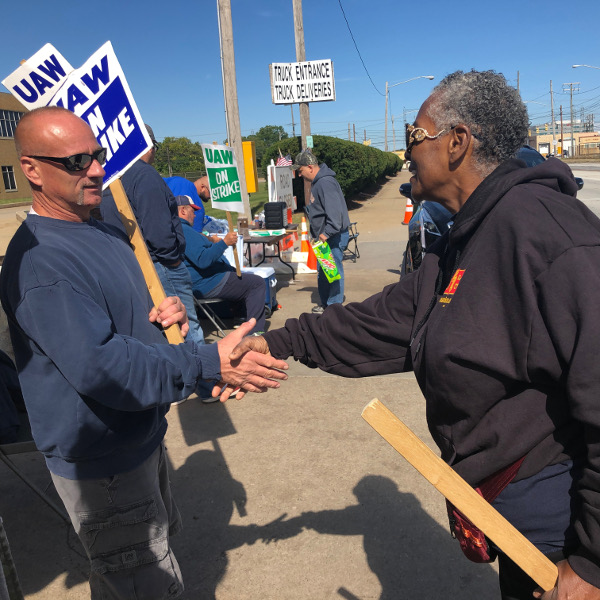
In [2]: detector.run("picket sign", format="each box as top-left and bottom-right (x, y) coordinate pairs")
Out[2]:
(361, 399), (558, 593)
(201, 143), (246, 277)
(3, 42), (183, 343)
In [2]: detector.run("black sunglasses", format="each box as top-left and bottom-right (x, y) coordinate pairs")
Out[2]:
(28, 148), (108, 172)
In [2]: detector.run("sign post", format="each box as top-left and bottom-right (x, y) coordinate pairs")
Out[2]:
(201, 143), (245, 277)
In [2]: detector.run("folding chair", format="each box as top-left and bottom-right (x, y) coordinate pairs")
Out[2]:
(344, 221), (360, 262)
(193, 297), (228, 338)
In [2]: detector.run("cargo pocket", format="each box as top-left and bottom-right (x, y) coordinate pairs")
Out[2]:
(77, 497), (169, 575)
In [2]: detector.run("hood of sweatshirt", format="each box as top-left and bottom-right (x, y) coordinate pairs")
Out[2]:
(449, 157), (579, 247)
(312, 164), (337, 184)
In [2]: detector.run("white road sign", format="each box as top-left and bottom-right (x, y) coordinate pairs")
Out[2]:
(270, 59), (335, 105)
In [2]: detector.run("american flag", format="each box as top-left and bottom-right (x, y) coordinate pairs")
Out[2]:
(276, 153), (292, 166)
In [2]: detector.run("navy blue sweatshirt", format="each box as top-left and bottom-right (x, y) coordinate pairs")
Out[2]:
(101, 159), (186, 265)
(0, 215), (220, 480)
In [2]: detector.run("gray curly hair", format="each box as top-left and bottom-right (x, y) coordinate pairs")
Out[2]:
(427, 70), (528, 175)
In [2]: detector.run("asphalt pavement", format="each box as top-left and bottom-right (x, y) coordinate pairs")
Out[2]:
(0, 172), (503, 599)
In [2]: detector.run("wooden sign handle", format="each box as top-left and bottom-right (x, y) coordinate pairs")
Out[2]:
(361, 399), (558, 592)
(109, 179), (184, 344)
(226, 211), (242, 277)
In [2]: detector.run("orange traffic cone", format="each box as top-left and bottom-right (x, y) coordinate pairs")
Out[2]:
(300, 217), (311, 253)
(402, 198), (413, 225)
(301, 217), (319, 271)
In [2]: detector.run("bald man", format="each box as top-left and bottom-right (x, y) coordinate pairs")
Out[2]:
(0, 107), (288, 599)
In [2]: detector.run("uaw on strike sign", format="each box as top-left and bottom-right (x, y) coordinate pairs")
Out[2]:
(2, 42), (152, 187)
(201, 144), (245, 214)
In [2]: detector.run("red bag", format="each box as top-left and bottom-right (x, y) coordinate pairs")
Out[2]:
(447, 456), (525, 563)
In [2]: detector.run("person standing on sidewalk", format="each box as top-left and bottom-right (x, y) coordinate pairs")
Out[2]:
(232, 71), (600, 599)
(2, 106), (289, 599)
(293, 150), (350, 313)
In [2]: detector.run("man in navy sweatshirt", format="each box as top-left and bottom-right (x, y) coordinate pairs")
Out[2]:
(0, 107), (288, 599)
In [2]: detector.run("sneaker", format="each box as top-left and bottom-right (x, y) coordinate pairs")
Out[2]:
(311, 305), (325, 314)
(201, 395), (220, 404)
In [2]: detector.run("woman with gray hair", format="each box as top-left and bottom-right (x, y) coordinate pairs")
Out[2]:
(232, 70), (600, 599)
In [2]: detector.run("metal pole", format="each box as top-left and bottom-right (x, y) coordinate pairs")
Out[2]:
(290, 105), (296, 137)
(384, 81), (389, 152)
(550, 81), (556, 149)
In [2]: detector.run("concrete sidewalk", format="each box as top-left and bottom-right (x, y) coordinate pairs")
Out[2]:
(0, 173), (500, 599)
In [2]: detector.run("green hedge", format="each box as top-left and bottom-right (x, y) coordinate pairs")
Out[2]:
(261, 136), (403, 208)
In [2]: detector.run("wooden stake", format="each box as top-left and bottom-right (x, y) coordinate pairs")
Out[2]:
(109, 179), (184, 344)
(361, 399), (558, 592)
(226, 211), (241, 277)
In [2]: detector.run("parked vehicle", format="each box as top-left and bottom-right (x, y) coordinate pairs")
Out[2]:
(400, 146), (584, 276)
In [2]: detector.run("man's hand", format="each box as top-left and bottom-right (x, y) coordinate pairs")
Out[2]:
(224, 231), (238, 246)
(533, 560), (600, 599)
(213, 319), (287, 402)
(319, 233), (328, 242)
(149, 296), (189, 337)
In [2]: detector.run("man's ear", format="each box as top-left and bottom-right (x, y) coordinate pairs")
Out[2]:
(20, 157), (43, 187)
(448, 124), (472, 163)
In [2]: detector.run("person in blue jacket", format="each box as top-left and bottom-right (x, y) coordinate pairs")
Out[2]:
(164, 175), (211, 232)
(176, 196), (266, 335)
(293, 150), (350, 313)
(1, 107), (288, 599)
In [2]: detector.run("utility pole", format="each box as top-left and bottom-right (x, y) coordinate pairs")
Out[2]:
(391, 114), (396, 151)
(353, 123), (356, 143)
(348, 123), (351, 141)
(217, 0), (251, 218)
(293, 0), (311, 151)
(166, 145), (173, 177)
(560, 105), (564, 156)
(290, 105), (296, 137)
(517, 71), (520, 93)
(385, 81), (389, 152)
(292, 0), (311, 207)
(550, 81), (556, 150)
(364, 129), (366, 143)
(563, 82), (579, 157)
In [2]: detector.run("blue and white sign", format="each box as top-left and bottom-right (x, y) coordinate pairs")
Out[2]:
(2, 44), (73, 110)
(3, 42), (152, 188)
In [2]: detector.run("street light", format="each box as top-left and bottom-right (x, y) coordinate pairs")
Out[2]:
(572, 64), (600, 70)
(385, 75), (434, 151)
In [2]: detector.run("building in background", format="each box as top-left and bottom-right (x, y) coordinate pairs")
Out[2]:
(528, 119), (600, 158)
(0, 92), (29, 202)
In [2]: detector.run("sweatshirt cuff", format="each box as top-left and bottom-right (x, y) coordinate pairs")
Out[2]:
(263, 328), (293, 360)
(568, 548), (600, 589)
(190, 341), (221, 381)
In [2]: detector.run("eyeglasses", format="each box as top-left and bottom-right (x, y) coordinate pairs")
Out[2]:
(405, 124), (452, 155)
(27, 148), (108, 172)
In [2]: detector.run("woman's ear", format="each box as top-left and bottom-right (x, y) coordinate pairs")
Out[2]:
(448, 124), (472, 163)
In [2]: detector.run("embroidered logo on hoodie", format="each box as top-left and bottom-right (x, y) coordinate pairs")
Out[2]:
(440, 269), (465, 304)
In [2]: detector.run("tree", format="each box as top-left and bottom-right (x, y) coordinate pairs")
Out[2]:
(154, 137), (205, 177)
(243, 125), (289, 164)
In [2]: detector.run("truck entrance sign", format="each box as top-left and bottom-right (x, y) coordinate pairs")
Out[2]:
(270, 59), (335, 105)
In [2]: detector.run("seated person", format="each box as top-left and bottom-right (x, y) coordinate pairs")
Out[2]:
(176, 196), (266, 335)
(164, 176), (211, 232)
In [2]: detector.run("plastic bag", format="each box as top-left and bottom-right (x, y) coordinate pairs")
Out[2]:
(312, 241), (341, 283)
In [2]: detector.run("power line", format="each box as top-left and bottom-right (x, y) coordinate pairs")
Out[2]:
(337, 0), (385, 97)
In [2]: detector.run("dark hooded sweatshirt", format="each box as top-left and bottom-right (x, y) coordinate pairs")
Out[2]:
(264, 158), (600, 585)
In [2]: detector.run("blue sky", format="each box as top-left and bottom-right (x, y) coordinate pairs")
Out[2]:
(2, 0), (599, 151)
